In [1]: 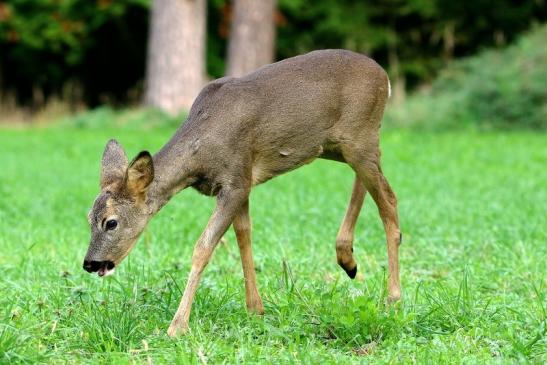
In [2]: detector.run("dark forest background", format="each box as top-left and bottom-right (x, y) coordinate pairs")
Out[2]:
(0, 0), (547, 128)
(0, 0), (546, 124)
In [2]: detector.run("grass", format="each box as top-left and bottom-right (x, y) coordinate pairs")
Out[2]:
(0, 122), (545, 364)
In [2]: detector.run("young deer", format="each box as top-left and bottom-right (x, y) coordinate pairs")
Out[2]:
(83, 49), (402, 336)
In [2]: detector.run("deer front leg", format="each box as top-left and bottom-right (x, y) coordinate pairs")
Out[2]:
(233, 200), (264, 314)
(167, 187), (248, 337)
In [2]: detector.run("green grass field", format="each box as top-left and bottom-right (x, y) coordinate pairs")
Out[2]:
(1, 125), (545, 364)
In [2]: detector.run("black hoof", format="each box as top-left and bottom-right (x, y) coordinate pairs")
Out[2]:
(344, 265), (358, 279)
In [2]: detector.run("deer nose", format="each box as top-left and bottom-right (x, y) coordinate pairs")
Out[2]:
(83, 260), (103, 273)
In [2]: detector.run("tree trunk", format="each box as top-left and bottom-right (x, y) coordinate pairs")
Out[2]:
(443, 21), (455, 63)
(388, 43), (406, 105)
(145, 0), (206, 115)
(227, 0), (276, 77)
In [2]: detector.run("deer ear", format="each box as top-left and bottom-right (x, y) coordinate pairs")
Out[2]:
(125, 151), (154, 197)
(101, 139), (128, 189)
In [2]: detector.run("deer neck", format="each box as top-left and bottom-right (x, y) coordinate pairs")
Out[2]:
(144, 129), (200, 216)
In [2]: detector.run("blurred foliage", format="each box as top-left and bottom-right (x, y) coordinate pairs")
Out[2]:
(62, 106), (185, 130)
(0, 0), (147, 64)
(0, 0), (546, 114)
(385, 24), (547, 130)
(0, 0), (149, 106)
(276, 0), (546, 87)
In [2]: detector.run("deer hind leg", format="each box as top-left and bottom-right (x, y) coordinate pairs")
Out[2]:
(346, 152), (402, 302)
(233, 200), (264, 314)
(336, 176), (366, 279)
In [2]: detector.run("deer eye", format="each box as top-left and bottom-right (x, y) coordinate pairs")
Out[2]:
(105, 219), (118, 231)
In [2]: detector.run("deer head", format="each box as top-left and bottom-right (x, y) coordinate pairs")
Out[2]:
(83, 139), (154, 277)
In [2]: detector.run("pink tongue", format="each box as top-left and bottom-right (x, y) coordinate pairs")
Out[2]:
(97, 267), (106, 277)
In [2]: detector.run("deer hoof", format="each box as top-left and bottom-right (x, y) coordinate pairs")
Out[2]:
(344, 265), (358, 279)
(167, 323), (189, 337)
(247, 299), (265, 315)
(387, 292), (401, 304)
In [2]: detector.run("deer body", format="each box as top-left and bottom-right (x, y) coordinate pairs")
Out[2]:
(84, 50), (401, 336)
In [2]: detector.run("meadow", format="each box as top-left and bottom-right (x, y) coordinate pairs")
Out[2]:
(0, 122), (545, 364)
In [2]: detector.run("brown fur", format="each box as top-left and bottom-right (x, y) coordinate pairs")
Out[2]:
(84, 49), (402, 336)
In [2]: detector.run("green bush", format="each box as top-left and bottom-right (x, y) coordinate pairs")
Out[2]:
(386, 24), (547, 130)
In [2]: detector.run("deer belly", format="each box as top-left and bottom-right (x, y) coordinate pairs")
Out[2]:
(251, 145), (323, 185)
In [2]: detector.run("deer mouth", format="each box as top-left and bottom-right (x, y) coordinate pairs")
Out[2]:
(83, 260), (115, 277)
(97, 261), (116, 277)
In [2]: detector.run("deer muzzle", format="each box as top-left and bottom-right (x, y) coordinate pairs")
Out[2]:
(82, 260), (116, 277)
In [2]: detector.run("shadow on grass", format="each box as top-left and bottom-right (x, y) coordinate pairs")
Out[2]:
(178, 260), (408, 356)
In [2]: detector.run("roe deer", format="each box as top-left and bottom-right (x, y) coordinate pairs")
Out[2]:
(83, 49), (402, 336)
